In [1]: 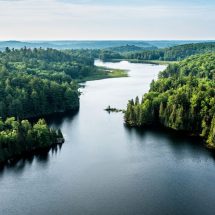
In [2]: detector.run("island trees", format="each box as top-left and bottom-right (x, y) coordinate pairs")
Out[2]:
(0, 117), (64, 164)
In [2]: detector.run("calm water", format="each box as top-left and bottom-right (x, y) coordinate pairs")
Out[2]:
(1, 60), (215, 215)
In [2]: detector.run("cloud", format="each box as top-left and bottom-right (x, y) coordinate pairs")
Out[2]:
(0, 0), (24, 1)
(57, 0), (215, 6)
(0, 0), (214, 40)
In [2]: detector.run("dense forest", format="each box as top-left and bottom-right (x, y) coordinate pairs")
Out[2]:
(124, 53), (215, 148)
(0, 117), (64, 164)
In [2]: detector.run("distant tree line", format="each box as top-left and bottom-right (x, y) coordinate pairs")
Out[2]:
(126, 42), (215, 61)
(98, 45), (156, 61)
(97, 42), (215, 61)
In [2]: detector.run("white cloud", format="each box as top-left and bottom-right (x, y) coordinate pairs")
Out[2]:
(0, 0), (214, 40)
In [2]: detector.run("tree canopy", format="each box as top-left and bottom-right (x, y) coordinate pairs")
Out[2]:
(0, 48), (105, 118)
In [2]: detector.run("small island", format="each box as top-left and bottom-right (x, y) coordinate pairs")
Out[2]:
(105, 106), (124, 113)
(0, 117), (64, 165)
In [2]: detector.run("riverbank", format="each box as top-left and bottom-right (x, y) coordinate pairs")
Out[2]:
(129, 59), (177, 65)
(101, 58), (177, 65)
(77, 66), (128, 82)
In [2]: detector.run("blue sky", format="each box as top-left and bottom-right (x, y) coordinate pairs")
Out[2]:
(60, 0), (213, 5)
(0, 0), (214, 40)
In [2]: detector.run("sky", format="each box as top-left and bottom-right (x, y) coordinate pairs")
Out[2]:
(0, 0), (215, 40)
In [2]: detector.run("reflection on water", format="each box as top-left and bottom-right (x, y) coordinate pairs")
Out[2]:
(0, 144), (64, 177)
(125, 125), (215, 163)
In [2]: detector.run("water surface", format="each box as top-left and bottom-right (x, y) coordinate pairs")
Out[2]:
(0, 60), (215, 215)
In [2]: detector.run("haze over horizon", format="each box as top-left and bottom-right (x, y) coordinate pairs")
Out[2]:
(0, 0), (215, 40)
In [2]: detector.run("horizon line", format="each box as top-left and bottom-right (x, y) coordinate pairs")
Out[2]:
(1, 39), (215, 42)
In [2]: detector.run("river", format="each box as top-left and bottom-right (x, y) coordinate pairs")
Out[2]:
(0, 60), (215, 215)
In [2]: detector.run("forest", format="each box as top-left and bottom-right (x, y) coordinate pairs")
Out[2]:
(0, 117), (64, 164)
(124, 53), (215, 148)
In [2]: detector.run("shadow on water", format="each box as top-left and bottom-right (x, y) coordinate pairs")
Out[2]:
(45, 109), (79, 127)
(124, 125), (215, 161)
(0, 143), (63, 178)
(28, 108), (79, 127)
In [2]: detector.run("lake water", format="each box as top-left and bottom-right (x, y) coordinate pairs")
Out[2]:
(0, 60), (215, 215)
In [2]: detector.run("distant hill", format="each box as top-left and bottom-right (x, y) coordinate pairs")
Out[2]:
(1, 40), (214, 51)
(105, 44), (157, 53)
(0, 40), (155, 50)
(146, 40), (215, 48)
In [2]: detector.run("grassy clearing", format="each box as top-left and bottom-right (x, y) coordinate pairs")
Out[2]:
(77, 66), (128, 82)
(124, 59), (177, 65)
(107, 69), (128, 78)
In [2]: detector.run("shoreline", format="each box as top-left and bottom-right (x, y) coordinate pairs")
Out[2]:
(100, 58), (177, 65)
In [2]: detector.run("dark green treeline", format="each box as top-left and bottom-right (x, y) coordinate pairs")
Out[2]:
(124, 53), (215, 148)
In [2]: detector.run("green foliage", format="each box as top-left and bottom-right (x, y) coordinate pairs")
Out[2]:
(124, 53), (215, 147)
(0, 70), (79, 118)
(0, 117), (64, 164)
(99, 50), (123, 61)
